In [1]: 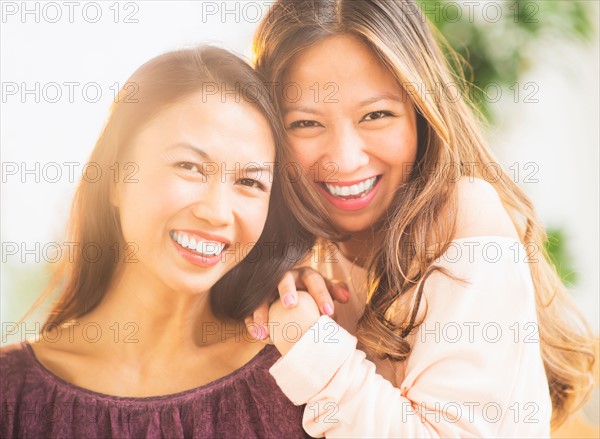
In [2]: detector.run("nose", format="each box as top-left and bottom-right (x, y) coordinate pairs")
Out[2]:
(190, 180), (234, 227)
(324, 122), (370, 176)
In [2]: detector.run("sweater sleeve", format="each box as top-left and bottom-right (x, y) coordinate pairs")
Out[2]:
(269, 238), (552, 438)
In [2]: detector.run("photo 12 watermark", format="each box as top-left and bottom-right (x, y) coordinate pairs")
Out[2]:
(1, 1), (140, 24)
(197, 1), (540, 25)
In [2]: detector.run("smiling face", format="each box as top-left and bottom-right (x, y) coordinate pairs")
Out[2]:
(113, 92), (275, 296)
(282, 35), (418, 234)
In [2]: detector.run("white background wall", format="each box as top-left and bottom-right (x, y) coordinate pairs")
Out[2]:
(491, 37), (599, 330)
(1, 2), (598, 337)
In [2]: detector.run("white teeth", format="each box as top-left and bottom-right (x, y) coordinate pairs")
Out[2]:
(196, 241), (208, 254)
(172, 231), (226, 256)
(324, 177), (378, 198)
(197, 241), (224, 256)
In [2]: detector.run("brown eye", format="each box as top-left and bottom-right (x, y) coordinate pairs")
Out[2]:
(177, 162), (201, 173)
(362, 111), (394, 121)
(289, 120), (322, 129)
(176, 162), (208, 180)
(238, 178), (267, 192)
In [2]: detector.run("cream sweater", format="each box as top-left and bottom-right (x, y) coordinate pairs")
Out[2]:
(269, 237), (552, 438)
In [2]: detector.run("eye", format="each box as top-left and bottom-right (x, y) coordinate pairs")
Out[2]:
(362, 111), (394, 121)
(238, 178), (268, 192)
(176, 161), (202, 173)
(288, 120), (323, 129)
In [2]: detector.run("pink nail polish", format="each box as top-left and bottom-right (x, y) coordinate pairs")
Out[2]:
(249, 327), (258, 340)
(323, 303), (334, 316)
(257, 325), (267, 340)
(341, 288), (350, 299)
(283, 294), (296, 307)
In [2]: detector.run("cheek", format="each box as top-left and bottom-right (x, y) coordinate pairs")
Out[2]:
(287, 137), (320, 171)
(373, 124), (418, 170)
(235, 198), (271, 242)
(116, 172), (195, 240)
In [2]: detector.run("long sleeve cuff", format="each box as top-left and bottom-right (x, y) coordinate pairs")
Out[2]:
(269, 316), (356, 405)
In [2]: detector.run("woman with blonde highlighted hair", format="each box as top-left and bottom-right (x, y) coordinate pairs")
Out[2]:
(246, 0), (596, 436)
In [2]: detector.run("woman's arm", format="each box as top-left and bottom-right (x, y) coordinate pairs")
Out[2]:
(246, 258), (350, 340)
(267, 180), (553, 437)
(269, 239), (552, 437)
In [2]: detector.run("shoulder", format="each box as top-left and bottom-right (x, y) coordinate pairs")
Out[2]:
(0, 342), (37, 398)
(453, 176), (519, 241)
(419, 179), (536, 319)
(0, 342), (33, 371)
(422, 178), (535, 303)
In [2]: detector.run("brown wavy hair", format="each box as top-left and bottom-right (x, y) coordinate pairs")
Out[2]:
(253, 0), (596, 427)
(30, 46), (336, 328)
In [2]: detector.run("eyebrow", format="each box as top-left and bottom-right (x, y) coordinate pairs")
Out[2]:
(283, 106), (324, 116)
(358, 93), (404, 106)
(170, 143), (273, 173)
(243, 165), (274, 173)
(284, 93), (405, 116)
(169, 142), (212, 160)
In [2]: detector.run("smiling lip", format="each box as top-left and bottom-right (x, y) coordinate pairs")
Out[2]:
(174, 229), (231, 246)
(171, 229), (230, 268)
(318, 176), (382, 211)
(321, 177), (375, 187)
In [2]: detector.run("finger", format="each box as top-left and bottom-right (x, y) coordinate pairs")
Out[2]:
(244, 315), (260, 341)
(325, 280), (351, 303)
(278, 271), (298, 308)
(299, 268), (335, 316)
(244, 316), (254, 336)
(293, 267), (350, 303)
(248, 303), (269, 341)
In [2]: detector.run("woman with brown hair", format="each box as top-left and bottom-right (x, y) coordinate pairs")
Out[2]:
(0, 46), (332, 438)
(249, 0), (597, 436)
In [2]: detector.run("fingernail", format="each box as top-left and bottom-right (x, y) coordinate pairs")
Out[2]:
(249, 327), (258, 340)
(323, 303), (334, 316)
(256, 325), (267, 340)
(283, 293), (296, 307)
(341, 288), (350, 299)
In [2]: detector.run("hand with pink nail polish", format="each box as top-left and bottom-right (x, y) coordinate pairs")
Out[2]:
(267, 291), (320, 356)
(244, 267), (349, 341)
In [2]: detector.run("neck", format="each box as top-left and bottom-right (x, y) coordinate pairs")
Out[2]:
(78, 264), (235, 361)
(337, 227), (379, 267)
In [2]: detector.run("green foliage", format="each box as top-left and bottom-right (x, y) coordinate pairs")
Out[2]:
(417, 1), (594, 286)
(419, 0), (596, 121)
(545, 228), (578, 286)
(1, 262), (50, 340)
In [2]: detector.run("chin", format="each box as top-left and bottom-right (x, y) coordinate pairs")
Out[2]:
(170, 275), (219, 296)
(332, 209), (385, 235)
(333, 218), (373, 235)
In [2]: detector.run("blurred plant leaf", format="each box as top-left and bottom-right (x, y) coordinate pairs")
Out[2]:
(417, 1), (592, 286)
(545, 228), (578, 285)
(419, 0), (596, 121)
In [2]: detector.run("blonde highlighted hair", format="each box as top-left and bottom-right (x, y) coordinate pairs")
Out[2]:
(254, 0), (596, 427)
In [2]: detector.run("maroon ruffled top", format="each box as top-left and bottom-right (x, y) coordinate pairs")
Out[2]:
(0, 342), (311, 438)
